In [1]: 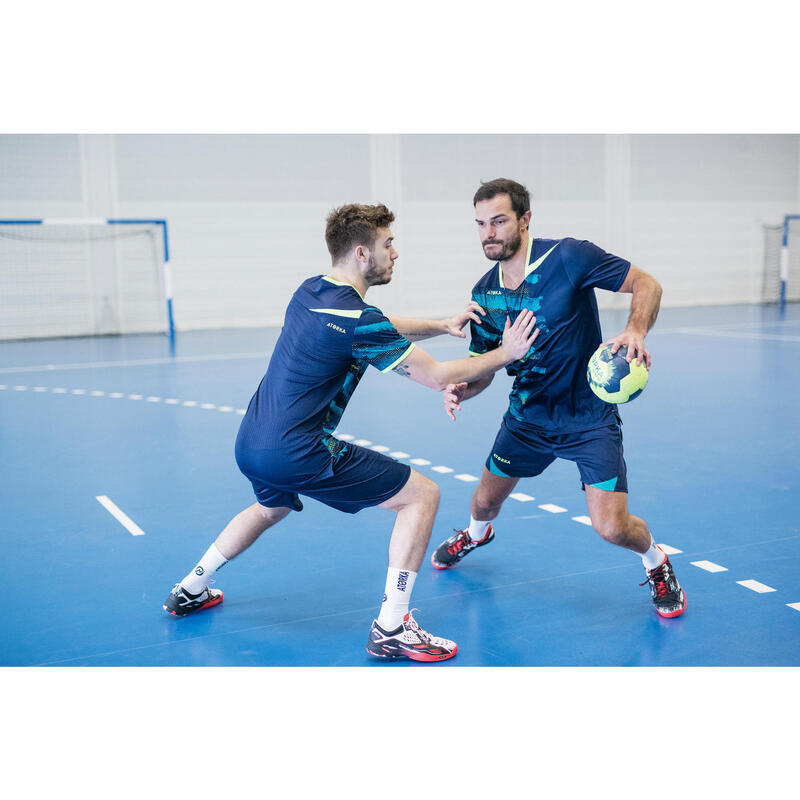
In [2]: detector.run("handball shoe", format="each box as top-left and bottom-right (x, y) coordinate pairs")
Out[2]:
(430, 524), (494, 570)
(163, 582), (223, 617)
(366, 611), (457, 662)
(640, 557), (686, 618)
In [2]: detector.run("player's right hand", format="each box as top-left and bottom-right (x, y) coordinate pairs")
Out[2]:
(443, 382), (468, 421)
(501, 309), (539, 362)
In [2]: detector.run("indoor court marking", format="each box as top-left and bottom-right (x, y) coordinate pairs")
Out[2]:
(1, 303), (798, 666)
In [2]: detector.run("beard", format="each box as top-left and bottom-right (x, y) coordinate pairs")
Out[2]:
(364, 253), (392, 285)
(482, 229), (522, 262)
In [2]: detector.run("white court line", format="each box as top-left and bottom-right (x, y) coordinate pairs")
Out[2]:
(371, 445), (390, 452)
(659, 544), (683, 555)
(200, 403), (216, 409)
(787, 603), (800, 612)
(352, 439), (372, 446)
(454, 474), (479, 482)
(572, 515), (592, 525)
(182, 400), (197, 406)
(691, 560), (728, 573)
(218, 406), (233, 412)
(431, 466), (454, 473)
(236, 409), (246, 415)
(14, 385), (28, 390)
(509, 492), (534, 502)
(664, 328), (800, 343)
(409, 458), (431, 466)
(737, 579), (776, 593)
(90, 390), (105, 396)
(95, 495), (146, 536)
(128, 394), (143, 400)
(0, 352), (267, 375)
(147, 396), (162, 402)
(52, 387), (67, 393)
(539, 503), (567, 513)
(336, 434), (354, 441)
(389, 451), (410, 459)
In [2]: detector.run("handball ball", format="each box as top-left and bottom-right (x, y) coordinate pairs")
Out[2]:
(587, 344), (649, 404)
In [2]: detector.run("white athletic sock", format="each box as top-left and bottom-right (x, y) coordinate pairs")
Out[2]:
(181, 543), (229, 594)
(468, 516), (491, 543)
(641, 538), (666, 571)
(376, 567), (417, 631)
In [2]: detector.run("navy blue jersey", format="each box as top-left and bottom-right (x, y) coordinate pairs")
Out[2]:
(469, 237), (630, 432)
(238, 275), (414, 457)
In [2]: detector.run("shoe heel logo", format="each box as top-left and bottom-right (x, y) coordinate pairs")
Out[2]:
(194, 566), (205, 576)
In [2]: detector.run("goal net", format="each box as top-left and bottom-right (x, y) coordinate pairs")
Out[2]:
(762, 215), (800, 307)
(0, 218), (173, 341)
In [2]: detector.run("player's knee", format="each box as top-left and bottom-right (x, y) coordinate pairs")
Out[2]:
(421, 476), (440, 509)
(474, 493), (503, 519)
(592, 514), (628, 545)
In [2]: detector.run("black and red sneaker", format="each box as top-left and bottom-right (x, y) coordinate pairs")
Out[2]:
(640, 557), (686, 618)
(366, 611), (457, 662)
(162, 582), (223, 617)
(430, 525), (494, 570)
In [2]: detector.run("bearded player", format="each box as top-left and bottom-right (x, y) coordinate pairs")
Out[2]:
(430, 179), (685, 618)
(162, 202), (539, 661)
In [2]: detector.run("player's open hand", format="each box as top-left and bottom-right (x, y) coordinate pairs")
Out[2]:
(443, 382), (468, 421)
(501, 309), (539, 362)
(443, 301), (486, 338)
(605, 330), (651, 368)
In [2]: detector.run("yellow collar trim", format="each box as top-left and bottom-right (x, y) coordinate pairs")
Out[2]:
(323, 275), (364, 301)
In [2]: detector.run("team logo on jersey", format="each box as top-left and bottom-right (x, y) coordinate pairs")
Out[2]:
(327, 322), (346, 334)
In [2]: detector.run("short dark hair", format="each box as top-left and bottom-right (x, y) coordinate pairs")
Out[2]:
(473, 178), (530, 220)
(325, 203), (395, 261)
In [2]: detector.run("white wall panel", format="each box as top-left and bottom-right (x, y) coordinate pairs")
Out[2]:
(2, 133), (799, 335)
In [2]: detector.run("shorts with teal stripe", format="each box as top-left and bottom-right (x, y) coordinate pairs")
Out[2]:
(486, 415), (628, 493)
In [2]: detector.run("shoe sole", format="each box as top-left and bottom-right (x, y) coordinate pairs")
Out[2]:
(366, 644), (458, 662)
(655, 590), (687, 619)
(163, 593), (223, 617)
(430, 553), (456, 571)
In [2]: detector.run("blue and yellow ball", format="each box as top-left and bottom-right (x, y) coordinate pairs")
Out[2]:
(587, 344), (649, 404)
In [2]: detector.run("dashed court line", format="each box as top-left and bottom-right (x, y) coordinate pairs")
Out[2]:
(5, 382), (793, 609)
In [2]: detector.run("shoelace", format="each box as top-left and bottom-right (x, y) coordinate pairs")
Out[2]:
(640, 563), (670, 598)
(405, 610), (432, 644)
(447, 529), (469, 555)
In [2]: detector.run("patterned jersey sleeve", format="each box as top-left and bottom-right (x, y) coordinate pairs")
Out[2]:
(468, 291), (503, 357)
(561, 238), (631, 292)
(352, 306), (416, 372)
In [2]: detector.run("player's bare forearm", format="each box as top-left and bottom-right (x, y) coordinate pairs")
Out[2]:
(460, 374), (494, 401)
(392, 309), (538, 390)
(388, 301), (486, 341)
(387, 317), (447, 342)
(609, 265), (662, 366)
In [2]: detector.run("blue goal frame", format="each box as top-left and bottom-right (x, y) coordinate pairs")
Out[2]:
(0, 217), (174, 344)
(781, 214), (800, 314)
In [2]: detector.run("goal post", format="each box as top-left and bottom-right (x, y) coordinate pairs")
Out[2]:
(780, 214), (800, 313)
(0, 217), (174, 342)
(762, 214), (800, 312)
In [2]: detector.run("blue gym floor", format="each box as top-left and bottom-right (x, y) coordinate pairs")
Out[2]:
(1, 304), (798, 666)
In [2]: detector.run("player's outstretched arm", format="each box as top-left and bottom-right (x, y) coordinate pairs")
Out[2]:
(605, 265), (662, 367)
(388, 301), (486, 342)
(392, 309), (538, 391)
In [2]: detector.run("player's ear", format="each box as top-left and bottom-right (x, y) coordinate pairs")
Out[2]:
(354, 243), (369, 263)
(521, 210), (532, 229)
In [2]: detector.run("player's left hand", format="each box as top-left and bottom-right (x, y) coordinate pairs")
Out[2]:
(443, 301), (486, 338)
(604, 329), (651, 368)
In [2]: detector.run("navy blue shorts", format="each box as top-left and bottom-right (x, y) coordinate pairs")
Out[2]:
(235, 437), (412, 514)
(486, 416), (628, 493)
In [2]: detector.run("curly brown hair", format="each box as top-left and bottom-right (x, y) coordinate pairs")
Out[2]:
(324, 203), (396, 261)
